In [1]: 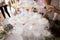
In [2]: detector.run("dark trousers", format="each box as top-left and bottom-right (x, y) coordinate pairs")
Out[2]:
(0, 5), (11, 18)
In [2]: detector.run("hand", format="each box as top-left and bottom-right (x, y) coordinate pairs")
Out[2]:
(46, 5), (54, 11)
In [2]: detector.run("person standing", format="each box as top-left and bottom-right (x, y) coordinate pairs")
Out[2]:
(0, 0), (11, 19)
(44, 0), (60, 38)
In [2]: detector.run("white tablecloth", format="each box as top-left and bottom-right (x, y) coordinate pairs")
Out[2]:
(4, 12), (50, 40)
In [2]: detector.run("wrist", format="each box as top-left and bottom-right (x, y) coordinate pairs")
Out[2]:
(53, 6), (57, 12)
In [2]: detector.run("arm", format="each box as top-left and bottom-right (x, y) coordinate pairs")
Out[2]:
(54, 7), (60, 14)
(43, 0), (51, 5)
(43, 0), (48, 6)
(43, 0), (52, 10)
(43, 0), (60, 14)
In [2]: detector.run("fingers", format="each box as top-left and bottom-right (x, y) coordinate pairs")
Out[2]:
(46, 5), (54, 11)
